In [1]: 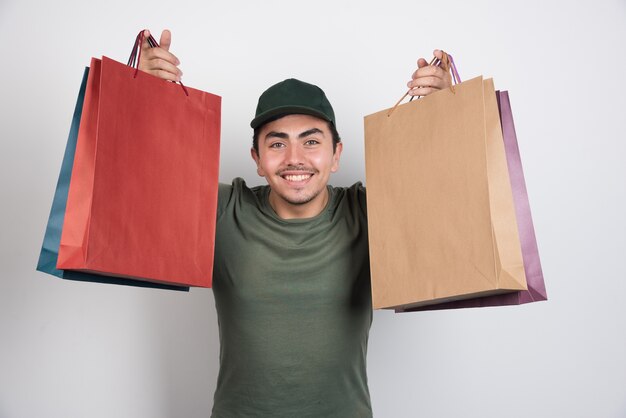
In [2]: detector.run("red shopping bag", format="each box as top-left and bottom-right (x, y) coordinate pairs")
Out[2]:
(57, 33), (221, 288)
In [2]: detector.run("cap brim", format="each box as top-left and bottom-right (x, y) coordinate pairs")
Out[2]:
(250, 105), (332, 129)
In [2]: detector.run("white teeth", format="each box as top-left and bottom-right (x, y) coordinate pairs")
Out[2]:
(284, 174), (311, 182)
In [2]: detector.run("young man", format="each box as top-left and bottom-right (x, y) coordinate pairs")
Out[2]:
(139, 30), (451, 418)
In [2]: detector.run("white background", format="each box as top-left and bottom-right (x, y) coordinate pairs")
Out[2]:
(1, 1), (625, 417)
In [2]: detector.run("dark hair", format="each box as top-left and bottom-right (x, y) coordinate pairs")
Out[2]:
(252, 115), (341, 155)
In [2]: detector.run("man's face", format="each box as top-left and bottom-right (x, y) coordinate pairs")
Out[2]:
(251, 114), (343, 219)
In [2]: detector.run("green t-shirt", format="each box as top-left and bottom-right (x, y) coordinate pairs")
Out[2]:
(211, 178), (373, 418)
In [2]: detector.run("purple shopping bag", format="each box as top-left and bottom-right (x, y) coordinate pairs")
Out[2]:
(397, 90), (547, 312)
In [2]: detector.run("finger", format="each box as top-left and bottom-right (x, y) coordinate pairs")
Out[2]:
(407, 75), (448, 91)
(409, 54), (450, 89)
(159, 29), (172, 52)
(142, 57), (182, 80)
(143, 45), (180, 66)
(141, 29), (152, 52)
(433, 49), (444, 60)
(408, 86), (438, 96)
(150, 69), (181, 82)
(409, 58), (435, 88)
(418, 63), (452, 88)
(411, 63), (445, 80)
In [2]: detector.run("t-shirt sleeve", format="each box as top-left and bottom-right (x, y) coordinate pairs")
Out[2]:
(217, 178), (252, 220)
(352, 181), (367, 218)
(216, 182), (234, 220)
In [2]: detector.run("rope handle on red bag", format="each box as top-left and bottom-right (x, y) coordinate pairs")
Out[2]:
(127, 30), (189, 96)
(387, 51), (460, 117)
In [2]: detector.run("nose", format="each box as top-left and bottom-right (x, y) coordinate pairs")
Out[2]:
(285, 143), (305, 166)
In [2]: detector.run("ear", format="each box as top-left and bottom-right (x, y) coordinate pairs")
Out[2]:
(330, 142), (343, 173)
(250, 147), (265, 177)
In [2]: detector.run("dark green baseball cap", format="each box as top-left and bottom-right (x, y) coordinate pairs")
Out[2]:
(250, 78), (336, 129)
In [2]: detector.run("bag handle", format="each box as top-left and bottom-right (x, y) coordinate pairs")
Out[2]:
(387, 51), (460, 117)
(127, 30), (189, 96)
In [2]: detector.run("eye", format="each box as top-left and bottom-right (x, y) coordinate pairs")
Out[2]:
(304, 139), (320, 146)
(269, 142), (285, 149)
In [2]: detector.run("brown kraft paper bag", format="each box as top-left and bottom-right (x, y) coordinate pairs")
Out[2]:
(364, 76), (527, 310)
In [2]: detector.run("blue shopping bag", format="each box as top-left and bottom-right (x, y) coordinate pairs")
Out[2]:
(36, 67), (189, 291)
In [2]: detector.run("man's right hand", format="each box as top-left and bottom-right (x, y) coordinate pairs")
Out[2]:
(138, 29), (183, 82)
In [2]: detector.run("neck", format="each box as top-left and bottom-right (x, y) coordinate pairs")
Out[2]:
(268, 188), (329, 220)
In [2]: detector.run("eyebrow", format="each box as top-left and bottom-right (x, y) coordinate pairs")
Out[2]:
(264, 128), (325, 140)
(298, 128), (324, 139)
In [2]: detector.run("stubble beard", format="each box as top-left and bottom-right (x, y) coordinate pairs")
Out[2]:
(273, 166), (324, 206)
(273, 184), (324, 206)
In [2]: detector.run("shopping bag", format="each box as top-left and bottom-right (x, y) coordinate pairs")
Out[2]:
(364, 75), (527, 310)
(36, 68), (189, 291)
(497, 90), (546, 303)
(56, 34), (221, 288)
(396, 89), (547, 311)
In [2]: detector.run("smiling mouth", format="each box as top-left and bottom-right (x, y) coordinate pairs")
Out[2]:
(278, 167), (316, 183)
(282, 173), (313, 182)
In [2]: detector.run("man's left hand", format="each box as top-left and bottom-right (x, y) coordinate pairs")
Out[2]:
(407, 49), (453, 97)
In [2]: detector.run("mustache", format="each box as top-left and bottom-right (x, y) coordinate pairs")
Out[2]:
(277, 166), (317, 175)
